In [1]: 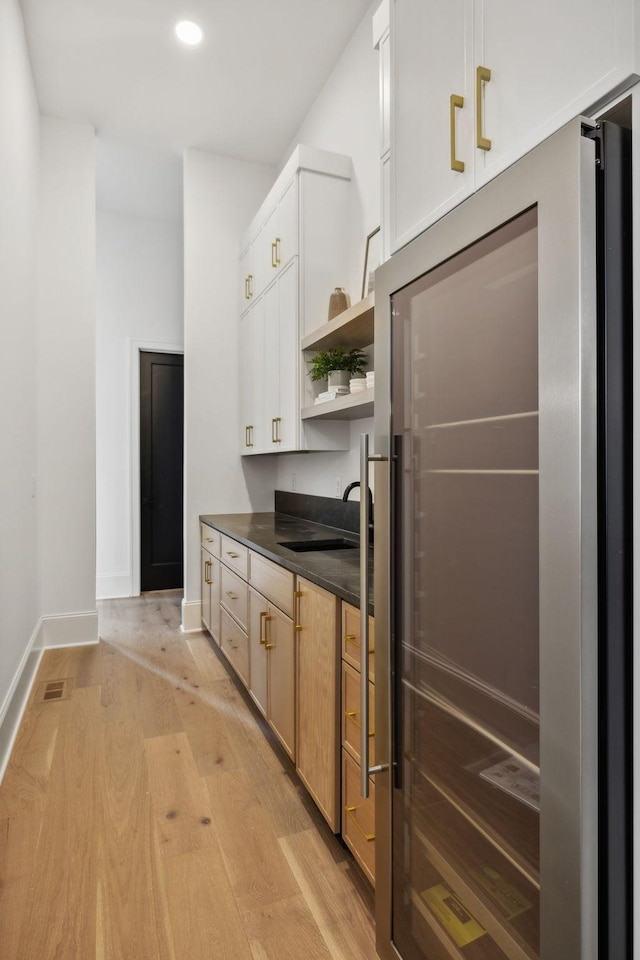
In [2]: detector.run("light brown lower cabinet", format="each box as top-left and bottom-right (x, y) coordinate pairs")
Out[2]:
(249, 587), (295, 760)
(201, 548), (220, 645)
(342, 749), (376, 886)
(341, 601), (376, 885)
(295, 576), (340, 832)
(220, 607), (249, 687)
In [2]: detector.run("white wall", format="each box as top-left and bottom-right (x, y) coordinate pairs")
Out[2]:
(276, 0), (380, 498)
(0, 0), (41, 756)
(96, 139), (184, 599)
(36, 116), (97, 645)
(182, 150), (277, 629)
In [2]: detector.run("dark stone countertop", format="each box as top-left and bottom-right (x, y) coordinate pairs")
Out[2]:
(200, 512), (373, 615)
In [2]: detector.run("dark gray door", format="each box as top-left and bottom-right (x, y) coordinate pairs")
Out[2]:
(140, 351), (184, 591)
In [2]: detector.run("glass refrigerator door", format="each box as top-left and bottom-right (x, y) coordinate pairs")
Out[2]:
(391, 209), (541, 960)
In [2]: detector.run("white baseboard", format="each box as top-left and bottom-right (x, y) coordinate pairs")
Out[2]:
(0, 621), (44, 784)
(181, 599), (202, 633)
(41, 610), (99, 647)
(96, 574), (131, 599)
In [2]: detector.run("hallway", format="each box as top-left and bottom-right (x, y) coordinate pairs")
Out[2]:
(0, 591), (375, 959)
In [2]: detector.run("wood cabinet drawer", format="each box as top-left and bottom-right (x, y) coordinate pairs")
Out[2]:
(220, 608), (249, 687)
(342, 602), (375, 681)
(342, 661), (375, 767)
(200, 523), (220, 556)
(342, 749), (375, 886)
(250, 551), (294, 617)
(220, 565), (248, 631)
(220, 535), (249, 579)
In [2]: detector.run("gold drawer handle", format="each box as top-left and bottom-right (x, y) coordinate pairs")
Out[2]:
(345, 805), (375, 842)
(225, 637), (238, 650)
(450, 93), (465, 172)
(259, 611), (273, 644)
(265, 643), (276, 650)
(476, 65), (492, 151)
(344, 635), (375, 656)
(275, 237), (281, 264)
(345, 711), (374, 736)
(271, 240), (277, 268)
(226, 551), (239, 558)
(226, 591), (238, 600)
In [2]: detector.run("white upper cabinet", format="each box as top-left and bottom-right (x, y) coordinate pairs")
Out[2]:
(476, 0), (635, 187)
(392, 0), (475, 251)
(390, 0), (636, 251)
(239, 145), (352, 456)
(261, 176), (298, 286)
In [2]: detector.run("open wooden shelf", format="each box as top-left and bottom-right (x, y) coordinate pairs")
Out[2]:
(301, 293), (374, 352)
(301, 387), (374, 421)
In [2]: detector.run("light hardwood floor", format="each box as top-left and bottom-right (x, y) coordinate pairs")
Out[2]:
(0, 591), (376, 960)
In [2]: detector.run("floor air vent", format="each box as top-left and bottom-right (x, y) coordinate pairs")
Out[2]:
(37, 678), (73, 703)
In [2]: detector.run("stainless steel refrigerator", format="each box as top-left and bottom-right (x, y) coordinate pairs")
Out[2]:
(366, 116), (632, 960)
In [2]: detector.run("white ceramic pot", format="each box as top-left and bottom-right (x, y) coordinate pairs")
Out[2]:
(328, 369), (350, 389)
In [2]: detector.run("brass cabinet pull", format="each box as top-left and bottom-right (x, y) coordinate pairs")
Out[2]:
(271, 241), (277, 268)
(225, 637), (238, 650)
(248, 274), (253, 297)
(294, 589), (303, 631)
(345, 710), (374, 735)
(272, 417), (282, 443)
(244, 277), (249, 299)
(345, 805), (375, 842)
(206, 560), (213, 585)
(450, 94), (465, 172)
(226, 591), (238, 600)
(226, 551), (239, 558)
(476, 66), (492, 151)
(344, 633), (357, 642)
(275, 237), (281, 264)
(265, 643), (276, 650)
(259, 611), (273, 644)
(245, 425), (254, 448)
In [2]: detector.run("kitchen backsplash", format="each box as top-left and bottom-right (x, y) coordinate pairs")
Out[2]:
(274, 490), (360, 535)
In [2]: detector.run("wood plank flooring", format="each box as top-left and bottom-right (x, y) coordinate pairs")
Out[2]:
(0, 591), (376, 960)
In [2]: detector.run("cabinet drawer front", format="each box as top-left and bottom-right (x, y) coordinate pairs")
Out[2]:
(250, 551), (294, 617)
(200, 523), (220, 556)
(342, 749), (375, 886)
(220, 535), (249, 579)
(220, 608), (249, 687)
(342, 602), (375, 681)
(220, 565), (248, 631)
(342, 661), (375, 767)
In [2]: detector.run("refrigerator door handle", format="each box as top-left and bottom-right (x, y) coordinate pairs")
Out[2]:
(359, 434), (388, 798)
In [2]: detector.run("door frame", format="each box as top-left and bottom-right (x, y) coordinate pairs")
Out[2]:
(130, 338), (184, 597)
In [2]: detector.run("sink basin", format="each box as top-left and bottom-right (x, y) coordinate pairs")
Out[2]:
(278, 538), (357, 553)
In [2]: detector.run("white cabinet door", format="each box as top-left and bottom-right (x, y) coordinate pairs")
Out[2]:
(240, 295), (265, 455)
(262, 261), (299, 452)
(239, 244), (253, 316)
(276, 177), (298, 271)
(262, 177), (299, 285)
(276, 260), (299, 452)
(263, 279), (281, 452)
(391, 0), (474, 251)
(476, 0), (635, 188)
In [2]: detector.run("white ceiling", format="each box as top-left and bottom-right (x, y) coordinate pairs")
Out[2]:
(20, 0), (373, 165)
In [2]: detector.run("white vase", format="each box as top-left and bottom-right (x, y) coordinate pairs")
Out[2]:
(328, 369), (350, 389)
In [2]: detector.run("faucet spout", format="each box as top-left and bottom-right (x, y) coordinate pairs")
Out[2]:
(341, 481), (374, 544)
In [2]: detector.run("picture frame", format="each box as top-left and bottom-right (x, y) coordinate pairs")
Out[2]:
(361, 226), (381, 300)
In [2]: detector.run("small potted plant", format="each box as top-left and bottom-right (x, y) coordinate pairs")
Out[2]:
(307, 346), (367, 389)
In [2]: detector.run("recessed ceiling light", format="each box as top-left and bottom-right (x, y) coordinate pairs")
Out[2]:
(175, 21), (203, 45)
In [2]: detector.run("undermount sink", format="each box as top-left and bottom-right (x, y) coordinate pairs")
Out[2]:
(278, 538), (357, 553)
